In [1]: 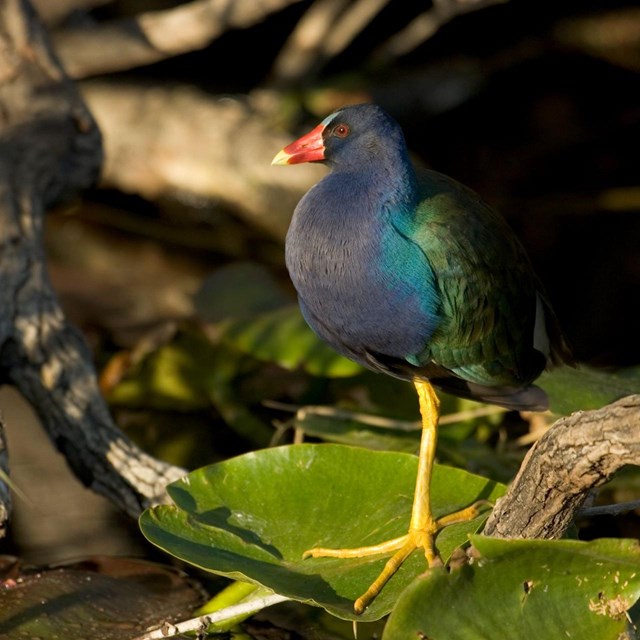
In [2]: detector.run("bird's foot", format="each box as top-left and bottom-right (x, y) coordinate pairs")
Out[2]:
(303, 499), (491, 614)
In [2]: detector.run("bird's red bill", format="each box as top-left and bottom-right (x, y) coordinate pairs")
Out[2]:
(272, 123), (326, 165)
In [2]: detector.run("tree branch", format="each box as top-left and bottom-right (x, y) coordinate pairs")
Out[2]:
(50, 0), (304, 79)
(374, 0), (509, 61)
(31, 0), (112, 28)
(483, 394), (640, 539)
(0, 416), (10, 539)
(81, 82), (325, 240)
(0, 0), (185, 520)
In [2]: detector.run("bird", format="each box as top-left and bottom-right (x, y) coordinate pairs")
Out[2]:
(271, 103), (572, 614)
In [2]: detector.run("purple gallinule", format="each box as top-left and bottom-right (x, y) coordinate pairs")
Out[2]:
(272, 103), (571, 614)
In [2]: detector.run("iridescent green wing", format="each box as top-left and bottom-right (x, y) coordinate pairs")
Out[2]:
(408, 170), (543, 387)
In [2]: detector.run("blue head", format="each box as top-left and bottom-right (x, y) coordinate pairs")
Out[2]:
(273, 104), (411, 175)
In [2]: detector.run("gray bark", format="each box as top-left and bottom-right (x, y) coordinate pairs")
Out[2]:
(484, 394), (640, 539)
(0, 0), (184, 527)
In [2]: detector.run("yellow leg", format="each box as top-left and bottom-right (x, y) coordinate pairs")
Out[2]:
(303, 379), (488, 615)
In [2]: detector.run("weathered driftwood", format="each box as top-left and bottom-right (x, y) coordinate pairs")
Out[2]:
(484, 394), (640, 539)
(0, 0), (185, 526)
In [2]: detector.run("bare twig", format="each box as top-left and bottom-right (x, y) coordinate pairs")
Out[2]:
(375, 0), (509, 60)
(579, 499), (640, 518)
(264, 400), (503, 429)
(484, 395), (640, 539)
(51, 0), (305, 78)
(133, 593), (290, 640)
(0, 0), (185, 519)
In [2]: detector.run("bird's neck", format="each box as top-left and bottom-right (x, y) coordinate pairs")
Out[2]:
(330, 150), (420, 227)
(286, 153), (423, 292)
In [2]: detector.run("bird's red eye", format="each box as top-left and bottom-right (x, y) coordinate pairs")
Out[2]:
(333, 124), (350, 138)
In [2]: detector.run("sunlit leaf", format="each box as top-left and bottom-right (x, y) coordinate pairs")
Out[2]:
(140, 444), (505, 621)
(384, 536), (640, 640)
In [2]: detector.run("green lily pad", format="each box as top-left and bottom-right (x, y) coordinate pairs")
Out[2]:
(384, 536), (640, 639)
(140, 444), (505, 621)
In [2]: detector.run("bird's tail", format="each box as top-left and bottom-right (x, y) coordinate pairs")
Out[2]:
(431, 377), (549, 412)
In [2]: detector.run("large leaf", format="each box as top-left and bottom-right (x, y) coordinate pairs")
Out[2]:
(106, 330), (274, 445)
(540, 365), (640, 416)
(194, 261), (292, 323)
(292, 405), (422, 452)
(289, 401), (518, 482)
(0, 555), (204, 640)
(107, 329), (221, 411)
(220, 305), (363, 378)
(140, 444), (505, 621)
(384, 536), (640, 639)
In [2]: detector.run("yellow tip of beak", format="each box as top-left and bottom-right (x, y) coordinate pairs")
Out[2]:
(271, 149), (291, 166)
